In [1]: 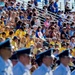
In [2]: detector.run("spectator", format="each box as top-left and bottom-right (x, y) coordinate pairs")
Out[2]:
(65, 2), (71, 12)
(70, 37), (75, 48)
(44, 17), (50, 28)
(48, 1), (55, 13)
(54, 0), (59, 13)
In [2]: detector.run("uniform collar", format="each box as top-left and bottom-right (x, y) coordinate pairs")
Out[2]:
(0, 56), (5, 65)
(60, 63), (70, 71)
(0, 56), (9, 64)
(18, 61), (28, 71)
(41, 63), (51, 72)
(0, 56), (12, 67)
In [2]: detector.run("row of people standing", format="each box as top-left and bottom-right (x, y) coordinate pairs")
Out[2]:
(0, 39), (75, 75)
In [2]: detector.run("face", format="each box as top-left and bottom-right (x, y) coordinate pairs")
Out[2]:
(43, 56), (53, 66)
(1, 17), (4, 21)
(22, 54), (31, 65)
(61, 57), (70, 66)
(12, 60), (18, 66)
(71, 38), (75, 42)
(21, 13), (24, 16)
(0, 48), (12, 59)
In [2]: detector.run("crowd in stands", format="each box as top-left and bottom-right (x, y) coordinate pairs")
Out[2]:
(0, 0), (75, 73)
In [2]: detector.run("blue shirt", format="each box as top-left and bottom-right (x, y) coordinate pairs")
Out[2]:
(19, 16), (24, 20)
(0, 56), (13, 75)
(69, 30), (75, 37)
(50, 5), (55, 13)
(58, 20), (62, 27)
(53, 64), (71, 75)
(37, 0), (41, 2)
(13, 61), (31, 75)
(71, 70), (75, 75)
(54, 2), (58, 13)
(32, 63), (53, 75)
(36, 30), (39, 38)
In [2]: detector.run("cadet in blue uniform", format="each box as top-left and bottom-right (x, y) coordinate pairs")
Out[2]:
(71, 70), (75, 75)
(53, 50), (71, 75)
(32, 49), (54, 75)
(13, 48), (32, 75)
(0, 39), (13, 75)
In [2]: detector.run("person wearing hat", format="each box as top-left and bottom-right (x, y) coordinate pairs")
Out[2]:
(13, 48), (32, 75)
(32, 49), (54, 75)
(0, 39), (13, 75)
(53, 50), (71, 75)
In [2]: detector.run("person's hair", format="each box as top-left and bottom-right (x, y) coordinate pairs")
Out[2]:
(32, 8), (36, 12)
(9, 31), (14, 35)
(63, 23), (66, 27)
(32, 31), (35, 34)
(15, 17), (19, 23)
(29, 12), (33, 16)
(36, 27), (41, 32)
(67, 16), (70, 19)
(17, 21), (22, 25)
(5, 2), (8, 7)
(2, 32), (6, 35)
(71, 22), (74, 26)
(25, 34), (29, 37)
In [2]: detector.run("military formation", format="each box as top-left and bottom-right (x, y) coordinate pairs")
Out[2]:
(0, 39), (75, 75)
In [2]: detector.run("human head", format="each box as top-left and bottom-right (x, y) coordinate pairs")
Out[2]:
(36, 50), (54, 67)
(57, 50), (70, 66)
(17, 48), (32, 66)
(0, 39), (13, 60)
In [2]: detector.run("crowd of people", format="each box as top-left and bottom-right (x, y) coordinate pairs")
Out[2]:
(0, 0), (75, 75)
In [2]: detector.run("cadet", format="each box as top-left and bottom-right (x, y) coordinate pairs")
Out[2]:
(53, 50), (71, 75)
(32, 49), (54, 75)
(13, 48), (32, 75)
(0, 39), (13, 75)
